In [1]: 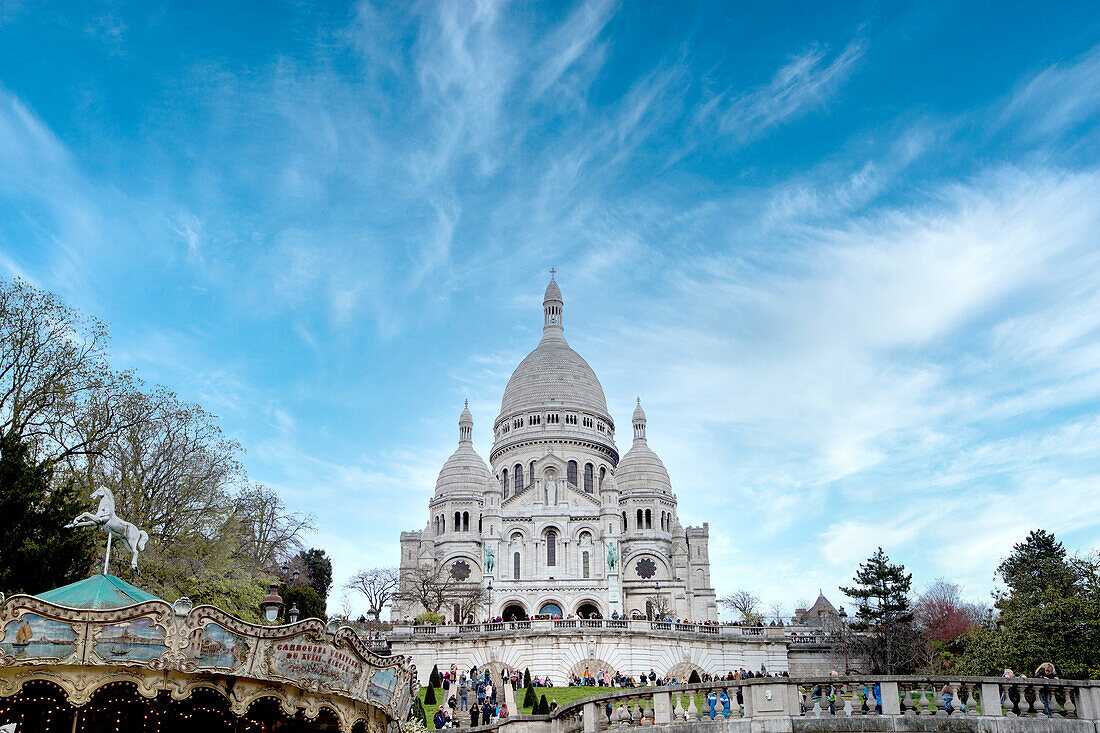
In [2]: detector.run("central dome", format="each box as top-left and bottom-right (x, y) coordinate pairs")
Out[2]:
(498, 275), (609, 419)
(500, 338), (608, 416)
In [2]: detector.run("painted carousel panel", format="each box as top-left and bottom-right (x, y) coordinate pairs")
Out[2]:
(92, 616), (167, 662)
(0, 614), (78, 660)
(267, 634), (365, 692)
(191, 622), (251, 670)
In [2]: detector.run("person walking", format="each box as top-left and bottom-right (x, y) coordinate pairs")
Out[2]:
(470, 705), (480, 727)
(459, 676), (469, 711)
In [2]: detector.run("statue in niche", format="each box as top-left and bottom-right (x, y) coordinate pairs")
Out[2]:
(484, 545), (495, 574)
(606, 542), (618, 571)
(545, 476), (557, 505)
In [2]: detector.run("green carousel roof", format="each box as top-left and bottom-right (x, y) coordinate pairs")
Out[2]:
(36, 574), (163, 610)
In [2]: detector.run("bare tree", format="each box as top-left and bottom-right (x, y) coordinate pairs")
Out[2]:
(913, 579), (986, 643)
(347, 567), (400, 620)
(646, 591), (674, 620)
(768, 601), (788, 625)
(720, 589), (762, 623)
(235, 483), (315, 569)
(394, 564), (456, 615)
(0, 278), (146, 464)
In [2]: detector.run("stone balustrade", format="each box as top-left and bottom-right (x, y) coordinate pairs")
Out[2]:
(457, 676), (1100, 733)
(391, 620), (817, 641)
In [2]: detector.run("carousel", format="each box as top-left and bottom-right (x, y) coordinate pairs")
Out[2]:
(0, 489), (413, 732)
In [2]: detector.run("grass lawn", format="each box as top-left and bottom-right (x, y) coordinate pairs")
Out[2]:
(517, 686), (625, 715)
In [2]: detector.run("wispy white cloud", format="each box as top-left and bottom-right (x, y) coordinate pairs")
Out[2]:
(698, 39), (866, 144)
(1004, 44), (1100, 136)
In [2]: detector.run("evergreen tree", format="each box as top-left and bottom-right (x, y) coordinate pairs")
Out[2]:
(413, 695), (427, 726)
(537, 694), (549, 715)
(281, 583), (327, 621)
(997, 530), (1078, 605)
(296, 548), (334, 601)
(688, 669), (701, 683)
(523, 667), (531, 687)
(840, 547), (922, 673)
(0, 435), (95, 594)
(424, 685), (436, 705)
(523, 684), (537, 709)
(429, 664), (441, 689)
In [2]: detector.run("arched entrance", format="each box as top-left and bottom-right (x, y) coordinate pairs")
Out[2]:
(538, 601), (563, 618)
(502, 603), (528, 621)
(576, 602), (600, 618)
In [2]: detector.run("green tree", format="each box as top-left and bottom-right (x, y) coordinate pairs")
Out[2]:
(537, 694), (549, 715)
(412, 695), (427, 726)
(297, 548), (333, 601)
(997, 530), (1078, 606)
(523, 684), (537, 709)
(687, 669), (701, 683)
(429, 664), (441, 688)
(0, 435), (95, 594)
(282, 583), (326, 621)
(424, 685), (436, 705)
(956, 531), (1100, 679)
(840, 547), (922, 673)
(523, 667), (531, 687)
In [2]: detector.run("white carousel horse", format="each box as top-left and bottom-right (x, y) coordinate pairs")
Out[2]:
(66, 486), (149, 573)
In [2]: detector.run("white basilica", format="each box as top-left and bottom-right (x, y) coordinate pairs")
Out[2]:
(395, 276), (717, 623)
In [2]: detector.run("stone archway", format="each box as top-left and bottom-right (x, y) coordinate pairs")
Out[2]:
(568, 658), (617, 685)
(575, 601), (601, 618)
(501, 603), (528, 621)
(666, 661), (704, 681)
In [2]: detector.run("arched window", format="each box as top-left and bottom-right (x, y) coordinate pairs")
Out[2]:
(502, 468), (509, 498)
(529, 461), (535, 485)
(546, 530), (557, 566)
(567, 461), (578, 486)
(514, 464), (524, 493)
(621, 511), (627, 532)
(645, 509), (652, 529)
(441, 515), (446, 533)
(582, 551), (590, 579)
(636, 509), (643, 529)
(513, 552), (521, 580)
(463, 512), (470, 532)
(479, 514), (483, 532)
(599, 466), (606, 489)
(455, 511), (461, 531)
(584, 463), (594, 493)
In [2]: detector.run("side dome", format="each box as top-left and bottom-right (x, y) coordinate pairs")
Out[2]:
(616, 399), (672, 494)
(498, 274), (609, 418)
(436, 402), (491, 496)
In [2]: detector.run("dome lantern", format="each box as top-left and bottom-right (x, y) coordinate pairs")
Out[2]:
(543, 269), (564, 340)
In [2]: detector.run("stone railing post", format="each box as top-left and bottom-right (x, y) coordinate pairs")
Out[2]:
(881, 681), (901, 715)
(653, 691), (672, 724)
(980, 682), (1002, 717)
(748, 679), (792, 718)
(583, 702), (598, 733)
(1077, 683), (1100, 720)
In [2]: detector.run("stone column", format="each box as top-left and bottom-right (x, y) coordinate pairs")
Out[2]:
(583, 702), (598, 733)
(653, 691), (672, 724)
(980, 682), (1002, 717)
(881, 681), (901, 715)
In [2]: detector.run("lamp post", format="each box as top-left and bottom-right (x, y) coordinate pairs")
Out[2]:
(288, 603), (300, 624)
(487, 579), (493, 621)
(837, 606), (850, 674)
(654, 581), (662, 620)
(259, 583), (284, 624)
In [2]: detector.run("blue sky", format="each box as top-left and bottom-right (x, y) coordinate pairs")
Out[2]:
(3, 0), (1100, 617)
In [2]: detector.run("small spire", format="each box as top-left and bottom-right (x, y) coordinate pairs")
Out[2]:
(632, 398), (647, 441)
(459, 402), (473, 444)
(543, 273), (564, 339)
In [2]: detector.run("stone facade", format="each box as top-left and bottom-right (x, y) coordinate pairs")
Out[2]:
(395, 276), (717, 623)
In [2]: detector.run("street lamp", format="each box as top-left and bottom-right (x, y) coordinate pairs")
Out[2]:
(837, 606), (850, 674)
(288, 603), (300, 624)
(654, 581), (662, 620)
(259, 583), (284, 624)
(487, 579), (493, 620)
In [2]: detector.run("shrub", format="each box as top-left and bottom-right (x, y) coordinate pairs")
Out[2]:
(523, 668), (531, 687)
(429, 665), (441, 688)
(415, 611), (445, 625)
(424, 685), (436, 705)
(688, 669), (701, 683)
(412, 696), (427, 726)
(537, 695), (549, 715)
(523, 685), (537, 709)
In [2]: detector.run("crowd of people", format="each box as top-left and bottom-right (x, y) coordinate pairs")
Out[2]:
(429, 664), (520, 728)
(568, 665), (788, 689)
